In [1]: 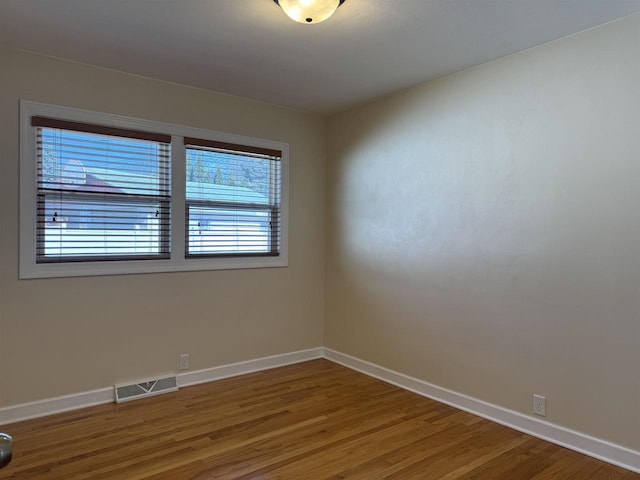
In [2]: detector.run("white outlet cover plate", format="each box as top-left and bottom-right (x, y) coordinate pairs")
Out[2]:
(533, 394), (546, 416)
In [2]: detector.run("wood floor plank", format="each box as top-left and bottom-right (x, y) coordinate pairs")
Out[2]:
(0, 359), (637, 480)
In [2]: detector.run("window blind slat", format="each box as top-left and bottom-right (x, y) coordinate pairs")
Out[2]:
(184, 137), (281, 158)
(32, 117), (172, 143)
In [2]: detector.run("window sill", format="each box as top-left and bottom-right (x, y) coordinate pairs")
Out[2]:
(19, 254), (288, 279)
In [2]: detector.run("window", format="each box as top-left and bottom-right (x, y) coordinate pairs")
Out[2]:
(33, 118), (171, 263)
(184, 138), (282, 258)
(20, 101), (288, 278)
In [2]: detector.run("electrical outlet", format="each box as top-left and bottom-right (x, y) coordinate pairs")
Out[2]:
(533, 394), (546, 416)
(179, 354), (189, 371)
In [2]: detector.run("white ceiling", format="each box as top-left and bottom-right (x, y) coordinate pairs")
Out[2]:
(1, 1), (639, 114)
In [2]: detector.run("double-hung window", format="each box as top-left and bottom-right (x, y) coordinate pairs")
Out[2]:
(32, 117), (171, 263)
(184, 138), (281, 258)
(20, 101), (288, 278)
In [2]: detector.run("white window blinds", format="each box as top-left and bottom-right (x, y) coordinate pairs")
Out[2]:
(32, 117), (171, 262)
(184, 138), (282, 258)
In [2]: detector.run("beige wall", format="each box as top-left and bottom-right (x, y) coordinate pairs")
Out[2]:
(0, 47), (326, 406)
(325, 14), (640, 450)
(2, 12), (639, 455)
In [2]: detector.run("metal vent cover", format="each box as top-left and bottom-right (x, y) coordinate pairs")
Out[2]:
(114, 375), (178, 403)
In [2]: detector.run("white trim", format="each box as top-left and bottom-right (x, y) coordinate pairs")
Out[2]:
(322, 347), (640, 474)
(0, 348), (323, 426)
(1, 346), (636, 474)
(19, 100), (289, 279)
(0, 387), (114, 426)
(178, 348), (323, 388)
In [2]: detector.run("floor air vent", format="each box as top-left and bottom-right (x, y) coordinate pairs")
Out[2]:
(115, 376), (178, 403)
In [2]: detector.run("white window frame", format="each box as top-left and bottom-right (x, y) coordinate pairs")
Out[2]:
(19, 101), (289, 279)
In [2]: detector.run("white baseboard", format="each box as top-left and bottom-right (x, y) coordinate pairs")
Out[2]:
(177, 347), (323, 388)
(1, 345), (637, 474)
(0, 347), (323, 426)
(322, 347), (640, 474)
(0, 387), (114, 426)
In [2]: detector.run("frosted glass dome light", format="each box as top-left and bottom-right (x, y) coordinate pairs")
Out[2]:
(274, 0), (345, 24)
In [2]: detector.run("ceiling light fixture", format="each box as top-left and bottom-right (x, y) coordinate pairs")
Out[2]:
(273, 0), (346, 24)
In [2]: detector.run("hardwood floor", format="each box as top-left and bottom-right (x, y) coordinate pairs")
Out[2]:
(0, 359), (637, 479)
